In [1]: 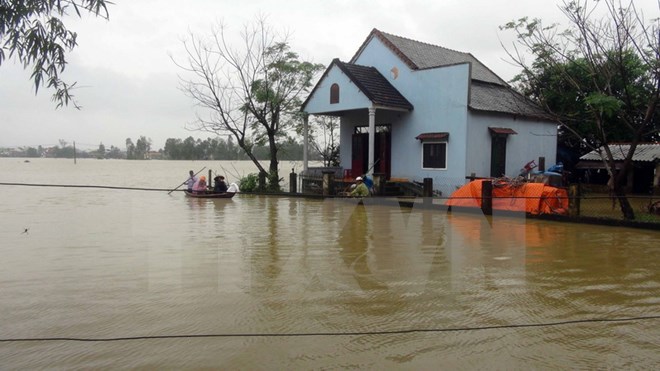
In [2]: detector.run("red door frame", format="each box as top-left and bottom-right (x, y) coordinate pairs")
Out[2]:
(351, 129), (391, 179)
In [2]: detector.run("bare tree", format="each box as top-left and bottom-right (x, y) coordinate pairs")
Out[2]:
(173, 18), (323, 190)
(299, 115), (340, 167)
(502, 0), (660, 220)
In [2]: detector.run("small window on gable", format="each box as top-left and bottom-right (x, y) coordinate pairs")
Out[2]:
(330, 83), (339, 104)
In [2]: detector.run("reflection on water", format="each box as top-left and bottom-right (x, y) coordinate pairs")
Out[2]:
(0, 159), (659, 369)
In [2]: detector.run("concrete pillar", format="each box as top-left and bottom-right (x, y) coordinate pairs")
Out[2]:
(303, 115), (309, 172)
(368, 107), (376, 176)
(322, 170), (335, 196)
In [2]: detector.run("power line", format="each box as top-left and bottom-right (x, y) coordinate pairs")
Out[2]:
(1, 315), (658, 343)
(0, 182), (174, 192)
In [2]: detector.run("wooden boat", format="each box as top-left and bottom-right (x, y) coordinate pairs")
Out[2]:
(184, 190), (236, 199)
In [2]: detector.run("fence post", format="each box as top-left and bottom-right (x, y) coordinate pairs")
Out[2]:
(538, 157), (546, 172)
(289, 169), (297, 194)
(423, 178), (433, 206)
(569, 183), (581, 216)
(322, 170), (335, 196)
(373, 173), (385, 196)
(481, 180), (493, 215)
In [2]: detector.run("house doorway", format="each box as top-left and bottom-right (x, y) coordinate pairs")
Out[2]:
(490, 134), (507, 177)
(351, 125), (391, 179)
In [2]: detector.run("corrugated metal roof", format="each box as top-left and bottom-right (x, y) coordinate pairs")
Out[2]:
(579, 143), (660, 162)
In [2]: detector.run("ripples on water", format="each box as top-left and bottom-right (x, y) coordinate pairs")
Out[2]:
(0, 159), (659, 368)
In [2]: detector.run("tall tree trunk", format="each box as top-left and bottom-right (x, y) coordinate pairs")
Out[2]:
(612, 165), (635, 220)
(268, 134), (279, 190)
(613, 184), (635, 220)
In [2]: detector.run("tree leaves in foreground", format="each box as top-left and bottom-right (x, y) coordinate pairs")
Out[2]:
(0, 0), (111, 108)
(502, 0), (659, 220)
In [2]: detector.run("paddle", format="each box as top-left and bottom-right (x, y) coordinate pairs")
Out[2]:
(168, 167), (206, 195)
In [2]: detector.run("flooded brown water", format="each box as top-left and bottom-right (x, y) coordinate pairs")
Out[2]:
(1, 158), (659, 369)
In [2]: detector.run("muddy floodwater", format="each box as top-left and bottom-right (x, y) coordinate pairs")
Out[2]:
(1, 158), (659, 369)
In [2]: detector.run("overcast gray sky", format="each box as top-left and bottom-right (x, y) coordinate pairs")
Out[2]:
(1, 0), (657, 151)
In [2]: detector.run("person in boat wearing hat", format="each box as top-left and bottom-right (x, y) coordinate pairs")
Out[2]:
(349, 176), (370, 197)
(193, 175), (208, 194)
(213, 175), (228, 193)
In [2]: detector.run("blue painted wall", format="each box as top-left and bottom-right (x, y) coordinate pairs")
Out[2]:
(304, 65), (372, 114)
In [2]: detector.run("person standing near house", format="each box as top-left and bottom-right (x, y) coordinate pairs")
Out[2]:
(185, 170), (197, 192)
(350, 177), (370, 197)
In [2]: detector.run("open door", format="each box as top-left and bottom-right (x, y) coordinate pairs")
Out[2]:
(490, 135), (507, 177)
(352, 126), (391, 179)
(351, 133), (367, 177)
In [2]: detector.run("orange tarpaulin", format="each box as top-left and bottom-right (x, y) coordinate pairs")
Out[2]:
(446, 179), (568, 215)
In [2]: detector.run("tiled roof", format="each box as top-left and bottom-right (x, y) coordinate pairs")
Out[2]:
(352, 29), (508, 86)
(335, 59), (413, 111)
(350, 29), (552, 121)
(415, 132), (449, 141)
(470, 81), (553, 120)
(580, 143), (660, 162)
(488, 127), (517, 135)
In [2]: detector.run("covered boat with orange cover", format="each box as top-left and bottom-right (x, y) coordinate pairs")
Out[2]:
(446, 179), (568, 215)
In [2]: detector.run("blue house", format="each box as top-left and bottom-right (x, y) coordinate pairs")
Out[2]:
(301, 29), (557, 194)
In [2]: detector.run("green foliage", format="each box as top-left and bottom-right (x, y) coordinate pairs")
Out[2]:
(502, 0), (660, 220)
(266, 170), (282, 192)
(161, 135), (317, 161)
(0, 0), (111, 108)
(239, 173), (259, 192)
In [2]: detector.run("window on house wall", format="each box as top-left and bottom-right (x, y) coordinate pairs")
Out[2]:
(353, 125), (391, 134)
(422, 142), (447, 169)
(330, 83), (339, 104)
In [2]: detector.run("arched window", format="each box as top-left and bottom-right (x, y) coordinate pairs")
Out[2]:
(330, 83), (339, 104)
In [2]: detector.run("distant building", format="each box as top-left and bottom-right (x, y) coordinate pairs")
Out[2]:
(577, 143), (660, 194)
(146, 151), (164, 160)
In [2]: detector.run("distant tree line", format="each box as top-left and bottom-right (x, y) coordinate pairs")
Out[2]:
(2, 135), (326, 162)
(1, 140), (122, 159)
(162, 136), (319, 161)
(125, 136), (152, 160)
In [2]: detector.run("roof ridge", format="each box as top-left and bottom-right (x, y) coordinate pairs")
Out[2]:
(377, 29), (470, 56)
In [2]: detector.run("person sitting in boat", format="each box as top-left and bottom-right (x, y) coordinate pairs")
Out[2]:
(214, 175), (228, 193)
(349, 176), (370, 197)
(193, 176), (208, 194)
(185, 170), (197, 192)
